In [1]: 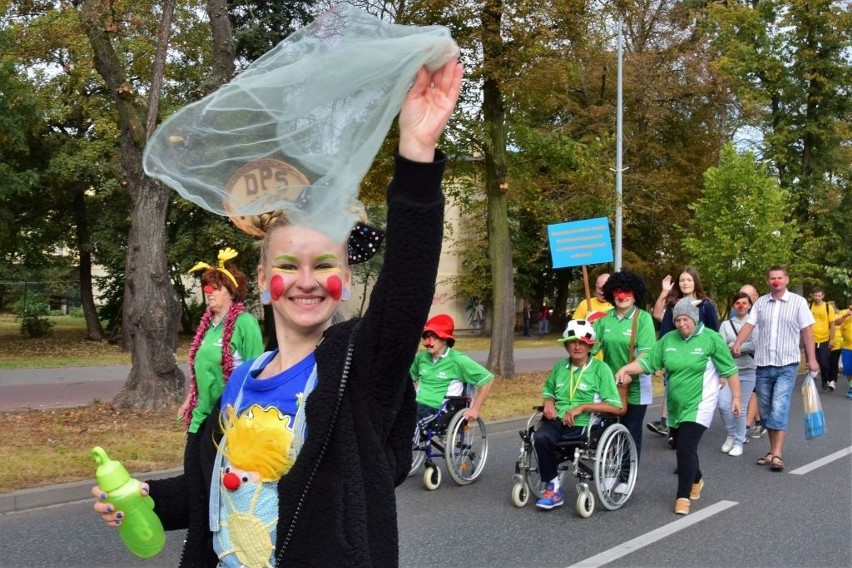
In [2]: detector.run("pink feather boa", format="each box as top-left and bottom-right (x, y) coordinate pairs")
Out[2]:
(183, 301), (245, 429)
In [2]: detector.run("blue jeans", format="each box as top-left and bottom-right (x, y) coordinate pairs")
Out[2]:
(755, 364), (798, 431)
(718, 370), (755, 444)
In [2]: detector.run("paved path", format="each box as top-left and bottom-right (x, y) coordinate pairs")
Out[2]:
(0, 364), (192, 411)
(0, 346), (565, 412)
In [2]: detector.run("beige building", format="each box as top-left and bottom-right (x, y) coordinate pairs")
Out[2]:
(344, 191), (482, 334)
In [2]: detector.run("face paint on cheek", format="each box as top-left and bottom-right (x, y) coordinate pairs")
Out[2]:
(270, 274), (286, 301)
(326, 275), (342, 301)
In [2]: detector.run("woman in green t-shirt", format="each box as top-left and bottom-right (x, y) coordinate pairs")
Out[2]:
(616, 298), (741, 516)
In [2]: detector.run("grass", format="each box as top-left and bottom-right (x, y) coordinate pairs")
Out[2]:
(0, 314), (621, 494)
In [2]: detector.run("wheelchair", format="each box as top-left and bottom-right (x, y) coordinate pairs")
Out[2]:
(511, 407), (637, 517)
(409, 391), (489, 490)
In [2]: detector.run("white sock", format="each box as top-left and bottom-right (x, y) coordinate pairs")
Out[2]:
(549, 477), (561, 491)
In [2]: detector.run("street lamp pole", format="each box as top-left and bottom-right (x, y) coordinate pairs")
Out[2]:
(614, 15), (624, 272)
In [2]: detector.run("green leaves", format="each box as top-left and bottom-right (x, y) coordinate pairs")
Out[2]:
(683, 144), (798, 307)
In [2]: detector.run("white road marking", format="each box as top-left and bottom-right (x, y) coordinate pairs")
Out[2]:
(565, 500), (738, 568)
(789, 446), (852, 475)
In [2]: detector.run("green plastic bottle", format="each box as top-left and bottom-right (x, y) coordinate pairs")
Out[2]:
(92, 446), (165, 558)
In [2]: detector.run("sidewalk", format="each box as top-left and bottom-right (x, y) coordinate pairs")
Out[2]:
(0, 363), (191, 411)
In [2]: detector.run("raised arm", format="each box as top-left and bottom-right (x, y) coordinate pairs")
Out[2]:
(653, 275), (673, 321)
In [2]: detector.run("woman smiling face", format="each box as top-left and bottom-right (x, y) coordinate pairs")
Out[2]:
(678, 272), (695, 297)
(259, 224), (350, 334)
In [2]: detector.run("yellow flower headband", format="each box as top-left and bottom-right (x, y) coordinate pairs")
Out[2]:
(188, 247), (239, 289)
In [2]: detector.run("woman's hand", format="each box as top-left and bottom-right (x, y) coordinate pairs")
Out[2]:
(614, 369), (633, 386)
(91, 484), (149, 528)
(731, 399), (741, 417)
(398, 58), (463, 163)
(661, 275), (673, 294)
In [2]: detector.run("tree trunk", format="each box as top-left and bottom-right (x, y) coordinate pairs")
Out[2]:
(115, 175), (184, 409)
(199, 0), (237, 96)
(79, 0), (184, 409)
(481, 0), (515, 378)
(72, 187), (105, 341)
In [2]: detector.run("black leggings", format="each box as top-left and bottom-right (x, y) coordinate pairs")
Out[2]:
(670, 421), (707, 499)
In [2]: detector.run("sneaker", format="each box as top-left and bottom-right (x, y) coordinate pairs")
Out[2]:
(748, 425), (766, 439)
(675, 498), (690, 515)
(721, 435), (735, 453)
(646, 419), (669, 436)
(689, 478), (704, 500)
(535, 483), (565, 510)
(614, 482), (629, 494)
(847, 388), (852, 399)
(668, 436), (677, 450)
(728, 444), (744, 457)
(827, 381), (836, 392)
(600, 477), (618, 490)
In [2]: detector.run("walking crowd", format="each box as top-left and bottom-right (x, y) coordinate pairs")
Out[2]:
(525, 265), (847, 516)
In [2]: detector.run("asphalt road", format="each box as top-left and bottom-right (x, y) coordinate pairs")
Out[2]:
(1, 380), (850, 567)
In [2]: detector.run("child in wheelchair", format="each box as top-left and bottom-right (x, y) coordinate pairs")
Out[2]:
(533, 319), (625, 510)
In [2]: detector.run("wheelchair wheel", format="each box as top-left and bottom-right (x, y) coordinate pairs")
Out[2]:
(515, 438), (546, 500)
(409, 425), (426, 477)
(593, 423), (637, 511)
(511, 482), (530, 508)
(445, 410), (488, 486)
(576, 490), (595, 518)
(423, 465), (441, 490)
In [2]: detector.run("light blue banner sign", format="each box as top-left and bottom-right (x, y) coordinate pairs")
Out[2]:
(547, 217), (613, 268)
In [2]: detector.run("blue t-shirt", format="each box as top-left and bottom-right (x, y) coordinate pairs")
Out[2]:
(214, 350), (316, 567)
(221, 350), (315, 417)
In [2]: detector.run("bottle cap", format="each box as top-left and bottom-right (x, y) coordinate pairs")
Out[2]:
(92, 446), (131, 493)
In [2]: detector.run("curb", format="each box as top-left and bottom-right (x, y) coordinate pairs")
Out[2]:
(0, 467), (183, 515)
(1, 417), (536, 515)
(0, 409), (659, 514)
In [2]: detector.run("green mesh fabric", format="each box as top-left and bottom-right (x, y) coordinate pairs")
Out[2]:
(143, 3), (458, 241)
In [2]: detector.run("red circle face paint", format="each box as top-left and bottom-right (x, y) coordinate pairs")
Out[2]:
(270, 274), (286, 301)
(203, 284), (215, 295)
(326, 275), (342, 301)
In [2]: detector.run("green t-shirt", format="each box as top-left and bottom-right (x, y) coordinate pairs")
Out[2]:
(593, 307), (656, 404)
(638, 324), (737, 428)
(541, 357), (622, 426)
(190, 311), (264, 433)
(410, 347), (494, 410)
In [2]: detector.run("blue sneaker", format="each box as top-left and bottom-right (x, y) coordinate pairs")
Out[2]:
(535, 482), (564, 510)
(846, 387), (852, 399)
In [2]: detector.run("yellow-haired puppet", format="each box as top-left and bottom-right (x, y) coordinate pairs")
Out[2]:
(215, 405), (294, 568)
